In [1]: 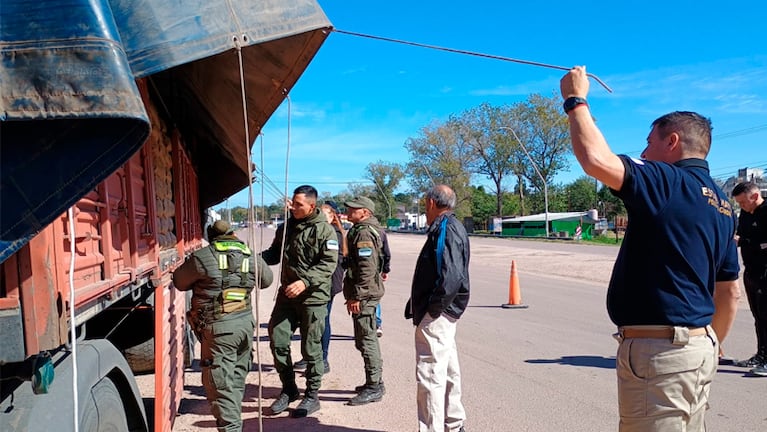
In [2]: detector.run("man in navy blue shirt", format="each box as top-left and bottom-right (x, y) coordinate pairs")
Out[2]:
(561, 66), (740, 431)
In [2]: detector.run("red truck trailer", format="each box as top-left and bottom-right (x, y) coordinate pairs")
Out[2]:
(0, 1), (331, 430)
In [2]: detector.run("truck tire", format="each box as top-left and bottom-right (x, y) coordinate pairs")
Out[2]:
(79, 377), (129, 432)
(124, 339), (154, 374)
(124, 319), (195, 373)
(184, 322), (196, 368)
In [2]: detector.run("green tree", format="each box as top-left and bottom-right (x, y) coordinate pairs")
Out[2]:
(469, 185), (496, 228)
(565, 175), (599, 211)
(597, 185), (625, 220)
(499, 93), (572, 210)
(364, 161), (404, 222)
(404, 120), (476, 218)
(501, 190), (522, 217)
(231, 206), (248, 223)
(454, 103), (516, 218)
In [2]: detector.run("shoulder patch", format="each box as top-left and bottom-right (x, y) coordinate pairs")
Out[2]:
(356, 241), (374, 249)
(358, 247), (373, 257)
(326, 239), (339, 250)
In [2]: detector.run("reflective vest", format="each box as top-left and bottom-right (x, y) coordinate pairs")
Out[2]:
(191, 239), (255, 321)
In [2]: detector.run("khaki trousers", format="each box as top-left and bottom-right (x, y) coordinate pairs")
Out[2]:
(615, 325), (718, 432)
(415, 313), (465, 432)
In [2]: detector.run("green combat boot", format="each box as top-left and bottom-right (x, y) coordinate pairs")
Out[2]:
(291, 391), (320, 417)
(354, 379), (385, 392)
(347, 382), (385, 406)
(270, 384), (299, 414)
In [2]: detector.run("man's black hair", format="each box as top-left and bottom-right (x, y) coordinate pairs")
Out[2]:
(293, 184), (318, 199)
(732, 181), (758, 197)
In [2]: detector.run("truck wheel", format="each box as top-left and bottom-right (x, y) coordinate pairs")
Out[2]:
(184, 322), (196, 368)
(80, 377), (129, 431)
(124, 338), (154, 374)
(125, 319), (195, 373)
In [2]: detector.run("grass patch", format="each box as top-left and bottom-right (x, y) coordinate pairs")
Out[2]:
(583, 235), (623, 246)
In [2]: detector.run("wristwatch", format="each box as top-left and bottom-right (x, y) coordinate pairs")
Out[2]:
(563, 96), (588, 114)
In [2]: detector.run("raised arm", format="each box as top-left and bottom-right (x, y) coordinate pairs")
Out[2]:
(560, 66), (626, 191)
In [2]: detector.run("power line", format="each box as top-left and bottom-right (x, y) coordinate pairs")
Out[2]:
(621, 123), (767, 158)
(715, 124), (767, 140)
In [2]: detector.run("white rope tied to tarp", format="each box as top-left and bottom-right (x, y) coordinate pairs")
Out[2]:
(234, 34), (293, 432)
(274, 93), (292, 303)
(233, 35), (267, 432)
(67, 207), (80, 432)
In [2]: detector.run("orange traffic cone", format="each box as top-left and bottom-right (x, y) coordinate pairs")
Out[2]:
(502, 260), (528, 309)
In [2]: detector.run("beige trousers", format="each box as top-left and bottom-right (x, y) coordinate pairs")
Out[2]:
(415, 313), (466, 432)
(616, 325), (718, 432)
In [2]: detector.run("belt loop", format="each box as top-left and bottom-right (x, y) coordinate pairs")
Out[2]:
(672, 326), (690, 346)
(613, 329), (624, 343)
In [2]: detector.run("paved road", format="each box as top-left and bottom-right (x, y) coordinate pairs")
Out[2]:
(161, 230), (764, 431)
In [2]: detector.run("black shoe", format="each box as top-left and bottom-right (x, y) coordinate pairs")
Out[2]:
(348, 383), (385, 406)
(270, 387), (300, 414)
(735, 353), (766, 368)
(291, 392), (320, 418)
(323, 360), (330, 374)
(354, 379), (385, 392)
(293, 359), (308, 370)
(749, 364), (767, 377)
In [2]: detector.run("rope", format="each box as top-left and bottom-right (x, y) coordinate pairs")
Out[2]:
(234, 37), (294, 432)
(234, 36), (265, 432)
(67, 207), (80, 432)
(251, 135), (265, 432)
(273, 93), (292, 302)
(332, 29), (613, 93)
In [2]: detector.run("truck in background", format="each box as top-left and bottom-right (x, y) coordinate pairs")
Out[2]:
(0, 1), (332, 430)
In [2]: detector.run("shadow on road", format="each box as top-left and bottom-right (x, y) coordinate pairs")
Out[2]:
(715, 367), (765, 378)
(526, 355), (616, 369)
(255, 333), (355, 343)
(248, 416), (387, 432)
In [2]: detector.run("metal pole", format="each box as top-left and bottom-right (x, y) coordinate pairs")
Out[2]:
(415, 198), (419, 230)
(370, 178), (392, 221)
(499, 126), (549, 238)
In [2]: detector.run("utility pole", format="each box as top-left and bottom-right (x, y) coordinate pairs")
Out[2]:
(499, 126), (549, 238)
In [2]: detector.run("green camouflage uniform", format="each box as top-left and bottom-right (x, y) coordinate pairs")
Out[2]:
(261, 208), (338, 395)
(344, 216), (385, 385)
(173, 234), (273, 432)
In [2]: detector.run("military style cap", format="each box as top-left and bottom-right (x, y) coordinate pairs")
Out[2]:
(209, 220), (232, 237)
(344, 196), (376, 213)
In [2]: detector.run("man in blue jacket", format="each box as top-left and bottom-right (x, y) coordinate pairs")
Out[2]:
(406, 184), (470, 432)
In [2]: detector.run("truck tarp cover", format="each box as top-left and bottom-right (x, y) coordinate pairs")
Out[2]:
(0, 0), (331, 262)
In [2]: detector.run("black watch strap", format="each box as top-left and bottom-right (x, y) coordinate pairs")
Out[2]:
(563, 96), (588, 113)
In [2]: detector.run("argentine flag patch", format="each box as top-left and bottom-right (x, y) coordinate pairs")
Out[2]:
(327, 240), (339, 250)
(358, 247), (373, 257)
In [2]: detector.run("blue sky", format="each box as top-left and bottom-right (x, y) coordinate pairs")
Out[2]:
(229, 1), (767, 207)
